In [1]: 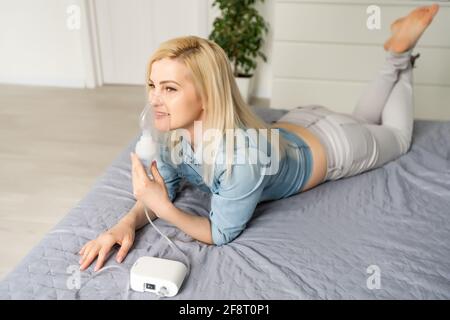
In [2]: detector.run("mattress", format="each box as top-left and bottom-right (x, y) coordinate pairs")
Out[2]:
(1, 106), (449, 299)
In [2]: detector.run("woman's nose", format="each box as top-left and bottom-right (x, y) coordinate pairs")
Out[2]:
(149, 91), (163, 106)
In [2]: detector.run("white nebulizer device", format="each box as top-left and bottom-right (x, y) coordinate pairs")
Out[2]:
(130, 256), (187, 297)
(130, 103), (190, 298)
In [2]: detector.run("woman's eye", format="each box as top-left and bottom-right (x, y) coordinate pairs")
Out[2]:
(148, 83), (155, 89)
(165, 87), (176, 92)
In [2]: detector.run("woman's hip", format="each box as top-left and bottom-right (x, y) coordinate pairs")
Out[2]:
(276, 105), (380, 181)
(271, 120), (328, 191)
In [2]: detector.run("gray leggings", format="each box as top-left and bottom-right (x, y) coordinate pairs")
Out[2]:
(277, 49), (415, 181)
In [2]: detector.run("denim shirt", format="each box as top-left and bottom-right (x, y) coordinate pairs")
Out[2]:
(155, 127), (312, 246)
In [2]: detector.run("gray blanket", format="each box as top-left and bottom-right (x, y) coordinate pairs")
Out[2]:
(1, 106), (449, 299)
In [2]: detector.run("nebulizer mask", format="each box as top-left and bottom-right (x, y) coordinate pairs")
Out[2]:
(134, 89), (171, 171)
(131, 92), (190, 298)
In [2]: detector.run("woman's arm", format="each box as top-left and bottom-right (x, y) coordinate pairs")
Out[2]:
(157, 201), (214, 245)
(124, 197), (214, 244)
(120, 199), (157, 230)
(79, 200), (154, 271)
(123, 199), (214, 245)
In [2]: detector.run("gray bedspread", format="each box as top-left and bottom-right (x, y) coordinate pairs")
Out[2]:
(1, 106), (449, 299)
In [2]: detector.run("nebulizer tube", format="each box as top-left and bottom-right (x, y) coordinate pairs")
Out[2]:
(134, 101), (190, 298)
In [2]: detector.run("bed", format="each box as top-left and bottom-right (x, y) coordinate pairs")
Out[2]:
(1, 106), (449, 299)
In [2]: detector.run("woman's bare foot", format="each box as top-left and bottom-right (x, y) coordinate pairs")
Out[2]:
(390, 17), (405, 34)
(384, 4), (440, 53)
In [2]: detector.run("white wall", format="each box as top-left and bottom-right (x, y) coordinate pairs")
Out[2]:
(0, 0), (274, 97)
(5, 0), (446, 115)
(251, 0), (275, 100)
(0, 0), (87, 87)
(96, 0), (209, 85)
(270, 0), (450, 120)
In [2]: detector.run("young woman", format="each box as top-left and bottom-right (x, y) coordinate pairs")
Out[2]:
(79, 4), (440, 272)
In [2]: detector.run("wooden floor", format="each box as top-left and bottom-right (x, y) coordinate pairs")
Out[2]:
(0, 84), (145, 280)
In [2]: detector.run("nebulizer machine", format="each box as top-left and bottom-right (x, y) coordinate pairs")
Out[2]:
(131, 101), (190, 298)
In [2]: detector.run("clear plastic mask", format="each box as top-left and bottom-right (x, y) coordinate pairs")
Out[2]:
(134, 97), (171, 173)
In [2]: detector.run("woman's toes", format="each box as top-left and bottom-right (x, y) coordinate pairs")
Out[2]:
(429, 4), (440, 17)
(422, 4), (440, 25)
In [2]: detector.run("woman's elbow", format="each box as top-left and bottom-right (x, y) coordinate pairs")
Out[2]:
(211, 229), (242, 246)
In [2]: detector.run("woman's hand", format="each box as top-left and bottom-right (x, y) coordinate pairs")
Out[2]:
(130, 152), (171, 218)
(78, 220), (135, 272)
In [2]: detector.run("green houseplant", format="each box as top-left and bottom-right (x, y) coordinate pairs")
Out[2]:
(209, 0), (269, 103)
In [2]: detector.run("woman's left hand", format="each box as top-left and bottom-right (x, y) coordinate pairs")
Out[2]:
(130, 152), (171, 217)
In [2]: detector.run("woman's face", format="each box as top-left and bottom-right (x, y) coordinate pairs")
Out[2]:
(148, 58), (204, 134)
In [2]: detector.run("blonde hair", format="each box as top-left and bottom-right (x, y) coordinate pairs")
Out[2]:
(146, 35), (289, 186)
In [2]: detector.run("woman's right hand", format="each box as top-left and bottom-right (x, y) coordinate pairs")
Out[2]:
(78, 220), (136, 272)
